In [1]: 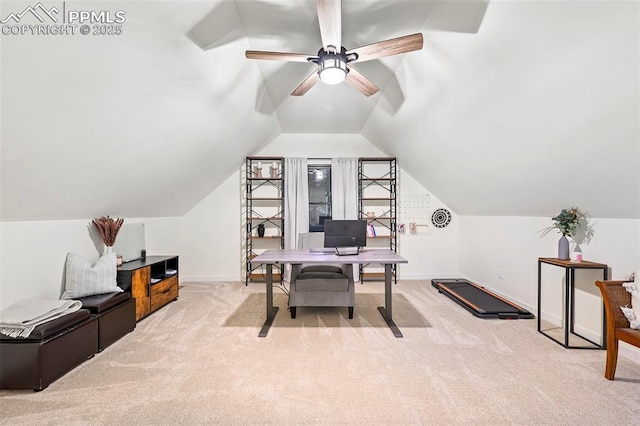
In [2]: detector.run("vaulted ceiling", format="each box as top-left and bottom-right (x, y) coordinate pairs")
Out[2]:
(188, 0), (487, 133)
(1, 0), (638, 221)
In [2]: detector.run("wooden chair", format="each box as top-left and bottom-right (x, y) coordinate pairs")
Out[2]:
(595, 280), (640, 380)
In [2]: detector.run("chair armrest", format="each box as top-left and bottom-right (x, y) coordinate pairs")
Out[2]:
(290, 264), (303, 283)
(340, 264), (354, 281)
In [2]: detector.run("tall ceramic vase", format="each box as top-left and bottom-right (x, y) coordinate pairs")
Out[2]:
(558, 235), (570, 260)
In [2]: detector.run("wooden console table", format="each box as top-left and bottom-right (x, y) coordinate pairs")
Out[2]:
(537, 257), (608, 349)
(117, 256), (179, 321)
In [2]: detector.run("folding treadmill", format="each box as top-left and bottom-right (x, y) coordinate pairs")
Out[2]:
(431, 278), (534, 320)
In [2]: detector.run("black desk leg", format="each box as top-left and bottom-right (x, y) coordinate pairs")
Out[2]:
(537, 260), (542, 333)
(564, 268), (570, 347)
(377, 263), (403, 338)
(259, 263), (279, 337)
(569, 268), (576, 335)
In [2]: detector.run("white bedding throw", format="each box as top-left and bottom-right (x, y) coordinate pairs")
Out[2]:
(0, 298), (82, 338)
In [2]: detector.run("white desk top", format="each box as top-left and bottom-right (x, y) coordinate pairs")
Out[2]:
(252, 248), (407, 264)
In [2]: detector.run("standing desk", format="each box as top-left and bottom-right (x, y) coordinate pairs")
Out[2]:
(251, 249), (408, 338)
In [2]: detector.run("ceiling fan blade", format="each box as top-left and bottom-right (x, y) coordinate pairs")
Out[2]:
(291, 71), (320, 96)
(347, 33), (424, 62)
(345, 66), (379, 97)
(245, 51), (312, 62)
(317, 0), (341, 50)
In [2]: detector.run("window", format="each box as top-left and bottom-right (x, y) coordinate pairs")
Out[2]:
(308, 165), (331, 232)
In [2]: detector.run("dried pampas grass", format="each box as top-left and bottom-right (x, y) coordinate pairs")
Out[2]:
(93, 216), (124, 247)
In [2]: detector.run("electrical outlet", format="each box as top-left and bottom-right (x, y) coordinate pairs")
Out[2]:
(498, 269), (504, 280)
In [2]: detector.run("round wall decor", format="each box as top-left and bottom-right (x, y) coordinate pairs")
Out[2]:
(431, 208), (451, 228)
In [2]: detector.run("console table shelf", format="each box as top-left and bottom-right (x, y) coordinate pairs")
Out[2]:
(537, 257), (608, 349)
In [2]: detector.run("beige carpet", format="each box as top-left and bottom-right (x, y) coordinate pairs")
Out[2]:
(1, 281), (639, 425)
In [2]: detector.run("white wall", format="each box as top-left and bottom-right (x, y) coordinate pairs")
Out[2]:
(179, 167), (243, 281)
(396, 171), (458, 279)
(178, 133), (459, 281)
(0, 217), (182, 310)
(458, 215), (640, 362)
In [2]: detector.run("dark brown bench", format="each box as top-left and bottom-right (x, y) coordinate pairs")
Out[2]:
(0, 309), (97, 391)
(77, 292), (135, 352)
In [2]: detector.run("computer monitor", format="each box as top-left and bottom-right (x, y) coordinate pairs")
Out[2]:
(323, 220), (367, 255)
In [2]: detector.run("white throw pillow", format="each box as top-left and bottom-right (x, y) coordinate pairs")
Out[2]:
(61, 253), (122, 299)
(620, 279), (640, 330)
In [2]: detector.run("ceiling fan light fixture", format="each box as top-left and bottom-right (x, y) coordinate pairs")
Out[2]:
(243, 3), (424, 97)
(318, 55), (347, 85)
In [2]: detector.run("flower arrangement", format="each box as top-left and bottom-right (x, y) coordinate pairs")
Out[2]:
(540, 207), (586, 238)
(93, 216), (124, 247)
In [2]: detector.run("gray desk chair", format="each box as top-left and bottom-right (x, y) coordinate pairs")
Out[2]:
(289, 233), (355, 319)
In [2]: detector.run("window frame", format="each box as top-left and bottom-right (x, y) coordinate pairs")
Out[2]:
(307, 162), (332, 232)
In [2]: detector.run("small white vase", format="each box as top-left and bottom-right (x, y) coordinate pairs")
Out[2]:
(104, 245), (114, 256)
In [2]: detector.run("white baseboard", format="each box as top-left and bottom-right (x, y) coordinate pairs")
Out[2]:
(397, 273), (464, 281)
(183, 273), (463, 283)
(180, 275), (240, 282)
(620, 343), (640, 364)
(573, 324), (604, 346)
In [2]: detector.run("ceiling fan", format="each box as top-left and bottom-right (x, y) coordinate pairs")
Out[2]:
(245, 0), (424, 97)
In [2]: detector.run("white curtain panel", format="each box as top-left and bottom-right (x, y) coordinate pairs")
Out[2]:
(331, 158), (359, 220)
(331, 157), (359, 281)
(284, 157), (309, 280)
